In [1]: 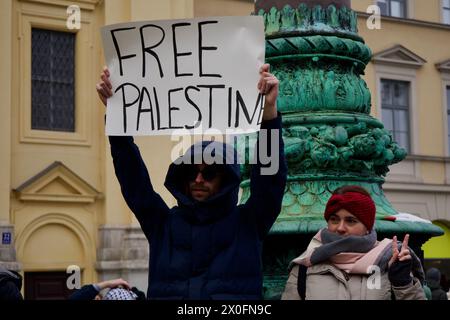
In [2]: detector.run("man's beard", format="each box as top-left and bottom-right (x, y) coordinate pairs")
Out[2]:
(189, 184), (209, 192)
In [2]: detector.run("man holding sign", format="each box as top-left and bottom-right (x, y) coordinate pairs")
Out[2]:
(97, 62), (286, 300)
(97, 16), (286, 300)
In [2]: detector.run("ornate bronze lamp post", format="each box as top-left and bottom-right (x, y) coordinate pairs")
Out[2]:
(240, 0), (443, 299)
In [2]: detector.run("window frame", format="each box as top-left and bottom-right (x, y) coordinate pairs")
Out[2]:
(374, 64), (421, 183)
(442, 75), (450, 157)
(380, 79), (411, 153)
(375, 67), (417, 154)
(19, 9), (93, 146)
(446, 86), (450, 154)
(442, 0), (450, 24)
(31, 28), (76, 133)
(436, 61), (450, 184)
(377, 0), (408, 18)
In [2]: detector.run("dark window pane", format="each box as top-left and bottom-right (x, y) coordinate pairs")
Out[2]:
(393, 81), (409, 107)
(31, 80), (52, 129)
(382, 109), (394, 131)
(391, 0), (406, 18)
(447, 86), (450, 111)
(447, 116), (450, 155)
(447, 115), (450, 137)
(397, 132), (410, 152)
(377, 1), (388, 15)
(445, 0), (450, 24)
(381, 80), (392, 105)
(32, 28), (75, 132)
(381, 79), (410, 153)
(448, 137), (450, 155)
(447, 87), (450, 156)
(395, 109), (409, 132)
(445, 10), (450, 25)
(378, 0), (406, 18)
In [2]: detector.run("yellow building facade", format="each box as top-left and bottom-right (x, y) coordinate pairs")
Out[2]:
(1, 0), (450, 298)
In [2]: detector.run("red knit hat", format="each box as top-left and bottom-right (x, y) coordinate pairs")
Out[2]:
(324, 192), (376, 231)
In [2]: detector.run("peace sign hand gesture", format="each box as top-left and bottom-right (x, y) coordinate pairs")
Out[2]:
(389, 234), (411, 267)
(388, 234), (413, 287)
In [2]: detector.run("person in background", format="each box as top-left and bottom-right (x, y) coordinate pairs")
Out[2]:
(282, 185), (426, 300)
(426, 268), (448, 300)
(0, 266), (23, 301)
(69, 278), (145, 300)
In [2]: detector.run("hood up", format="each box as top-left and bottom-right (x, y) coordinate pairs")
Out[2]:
(0, 266), (22, 291)
(164, 141), (242, 223)
(426, 267), (442, 289)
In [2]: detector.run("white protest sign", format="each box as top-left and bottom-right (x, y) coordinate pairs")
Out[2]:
(101, 16), (265, 136)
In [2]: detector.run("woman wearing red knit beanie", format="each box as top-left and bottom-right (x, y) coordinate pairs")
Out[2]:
(282, 185), (426, 300)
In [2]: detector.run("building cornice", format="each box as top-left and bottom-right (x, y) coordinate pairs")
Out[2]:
(384, 182), (450, 193)
(407, 154), (450, 163)
(357, 11), (450, 31)
(436, 59), (450, 73)
(372, 44), (426, 68)
(14, 161), (102, 203)
(18, 0), (101, 11)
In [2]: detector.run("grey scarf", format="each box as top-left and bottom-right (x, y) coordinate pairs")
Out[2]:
(310, 228), (425, 283)
(310, 229), (378, 265)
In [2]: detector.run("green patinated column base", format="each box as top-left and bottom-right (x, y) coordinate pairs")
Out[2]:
(242, 178), (444, 236)
(249, 0), (444, 300)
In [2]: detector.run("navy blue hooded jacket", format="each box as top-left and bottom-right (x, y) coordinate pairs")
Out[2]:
(109, 115), (287, 299)
(0, 267), (23, 301)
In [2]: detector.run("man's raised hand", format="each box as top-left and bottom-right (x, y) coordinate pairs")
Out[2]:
(258, 63), (279, 121)
(96, 66), (112, 106)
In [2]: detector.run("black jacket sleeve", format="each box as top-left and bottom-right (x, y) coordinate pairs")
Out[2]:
(109, 136), (170, 237)
(243, 113), (287, 238)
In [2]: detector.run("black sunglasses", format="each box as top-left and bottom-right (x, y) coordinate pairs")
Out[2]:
(184, 165), (223, 182)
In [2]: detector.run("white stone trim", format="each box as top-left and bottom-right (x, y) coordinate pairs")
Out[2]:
(372, 44), (427, 69)
(441, 73), (450, 183)
(436, 59), (450, 73)
(373, 63), (421, 183)
(374, 64), (419, 153)
(383, 186), (450, 222)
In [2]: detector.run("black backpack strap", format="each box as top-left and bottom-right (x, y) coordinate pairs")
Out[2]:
(296, 264), (308, 300)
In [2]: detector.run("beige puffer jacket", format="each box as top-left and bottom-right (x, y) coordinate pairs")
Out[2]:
(282, 260), (426, 300)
